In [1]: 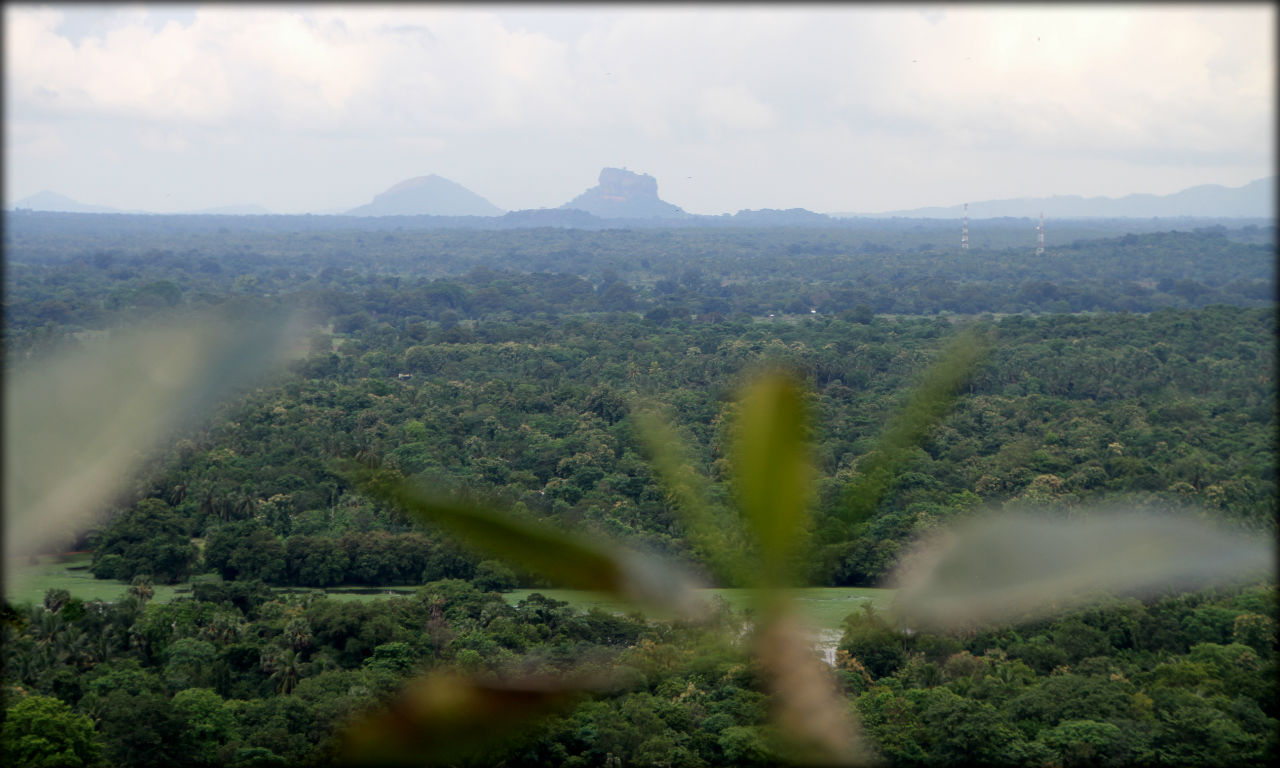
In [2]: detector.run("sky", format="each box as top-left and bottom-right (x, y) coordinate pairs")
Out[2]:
(4, 3), (1275, 215)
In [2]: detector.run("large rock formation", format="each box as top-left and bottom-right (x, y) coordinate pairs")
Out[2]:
(346, 175), (503, 217)
(560, 168), (687, 219)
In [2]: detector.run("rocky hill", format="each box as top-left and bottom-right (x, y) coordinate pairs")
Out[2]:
(560, 168), (687, 219)
(346, 175), (503, 217)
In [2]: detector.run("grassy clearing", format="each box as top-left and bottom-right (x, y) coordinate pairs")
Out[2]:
(504, 586), (895, 635)
(4, 553), (196, 607)
(277, 587), (421, 603)
(5, 556), (426, 607)
(8, 554), (892, 633)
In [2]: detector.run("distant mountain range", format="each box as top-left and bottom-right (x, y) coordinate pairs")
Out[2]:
(10, 190), (270, 216)
(839, 177), (1275, 219)
(10, 174), (1274, 221)
(11, 190), (138, 214)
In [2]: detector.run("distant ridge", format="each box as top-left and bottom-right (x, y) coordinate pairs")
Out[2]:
(837, 177), (1275, 219)
(10, 190), (131, 214)
(727, 208), (832, 225)
(9, 191), (271, 215)
(346, 174), (504, 217)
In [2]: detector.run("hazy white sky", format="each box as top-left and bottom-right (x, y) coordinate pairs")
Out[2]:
(5, 3), (1275, 215)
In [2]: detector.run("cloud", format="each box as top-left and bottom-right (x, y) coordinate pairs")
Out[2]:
(6, 6), (576, 134)
(9, 6), (1267, 151)
(4, 5), (1272, 212)
(6, 6), (230, 123)
(844, 7), (1274, 161)
(697, 85), (777, 135)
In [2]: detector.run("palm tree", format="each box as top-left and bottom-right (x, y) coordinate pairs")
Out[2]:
(57, 626), (96, 671)
(6, 640), (43, 687)
(31, 608), (64, 653)
(203, 612), (246, 646)
(128, 575), (155, 607)
(282, 618), (313, 653)
(42, 588), (71, 614)
(262, 647), (302, 695)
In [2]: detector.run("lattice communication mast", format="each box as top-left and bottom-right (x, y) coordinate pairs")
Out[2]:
(1036, 211), (1045, 256)
(961, 203), (969, 250)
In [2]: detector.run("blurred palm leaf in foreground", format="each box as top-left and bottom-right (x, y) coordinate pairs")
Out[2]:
(342, 322), (1274, 765)
(890, 508), (1274, 631)
(347, 371), (878, 765)
(3, 309), (306, 591)
(341, 330), (995, 766)
(340, 673), (606, 766)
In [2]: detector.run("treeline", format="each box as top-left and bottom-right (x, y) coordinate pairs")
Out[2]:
(85, 500), (507, 590)
(841, 585), (1277, 767)
(2, 581), (657, 767)
(202, 522), (524, 591)
(4, 577), (1275, 766)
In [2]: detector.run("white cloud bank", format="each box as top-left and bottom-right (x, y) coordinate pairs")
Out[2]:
(5, 4), (1274, 214)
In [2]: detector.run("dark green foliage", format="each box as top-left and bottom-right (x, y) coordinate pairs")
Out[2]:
(474, 559), (518, 592)
(97, 690), (186, 767)
(85, 302), (1272, 591)
(0, 694), (100, 767)
(839, 604), (908, 679)
(204, 522), (286, 582)
(191, 579), (274, 616)
(3, 580), (1276, 767)
(91, 498), (198, 583)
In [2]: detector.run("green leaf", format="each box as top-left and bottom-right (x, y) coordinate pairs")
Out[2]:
(732, 372), (813, 587)
(4, 309), (304, 588)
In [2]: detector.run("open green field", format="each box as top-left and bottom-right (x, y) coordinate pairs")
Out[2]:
(4, 554), (424, 607)
(505, 586), (895, 634)
(7, 555), (892, 634)
(272, 586), (421, 602)
(4, 552), (198, 606)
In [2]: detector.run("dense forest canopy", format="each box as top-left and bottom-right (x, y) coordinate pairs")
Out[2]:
(5, 217), (1274, 363)
(2, 214), (1275, 767)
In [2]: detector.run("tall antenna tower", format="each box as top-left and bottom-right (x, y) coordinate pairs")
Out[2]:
(1036, 211), (1045, 256)
(961, 203), (969, 250)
